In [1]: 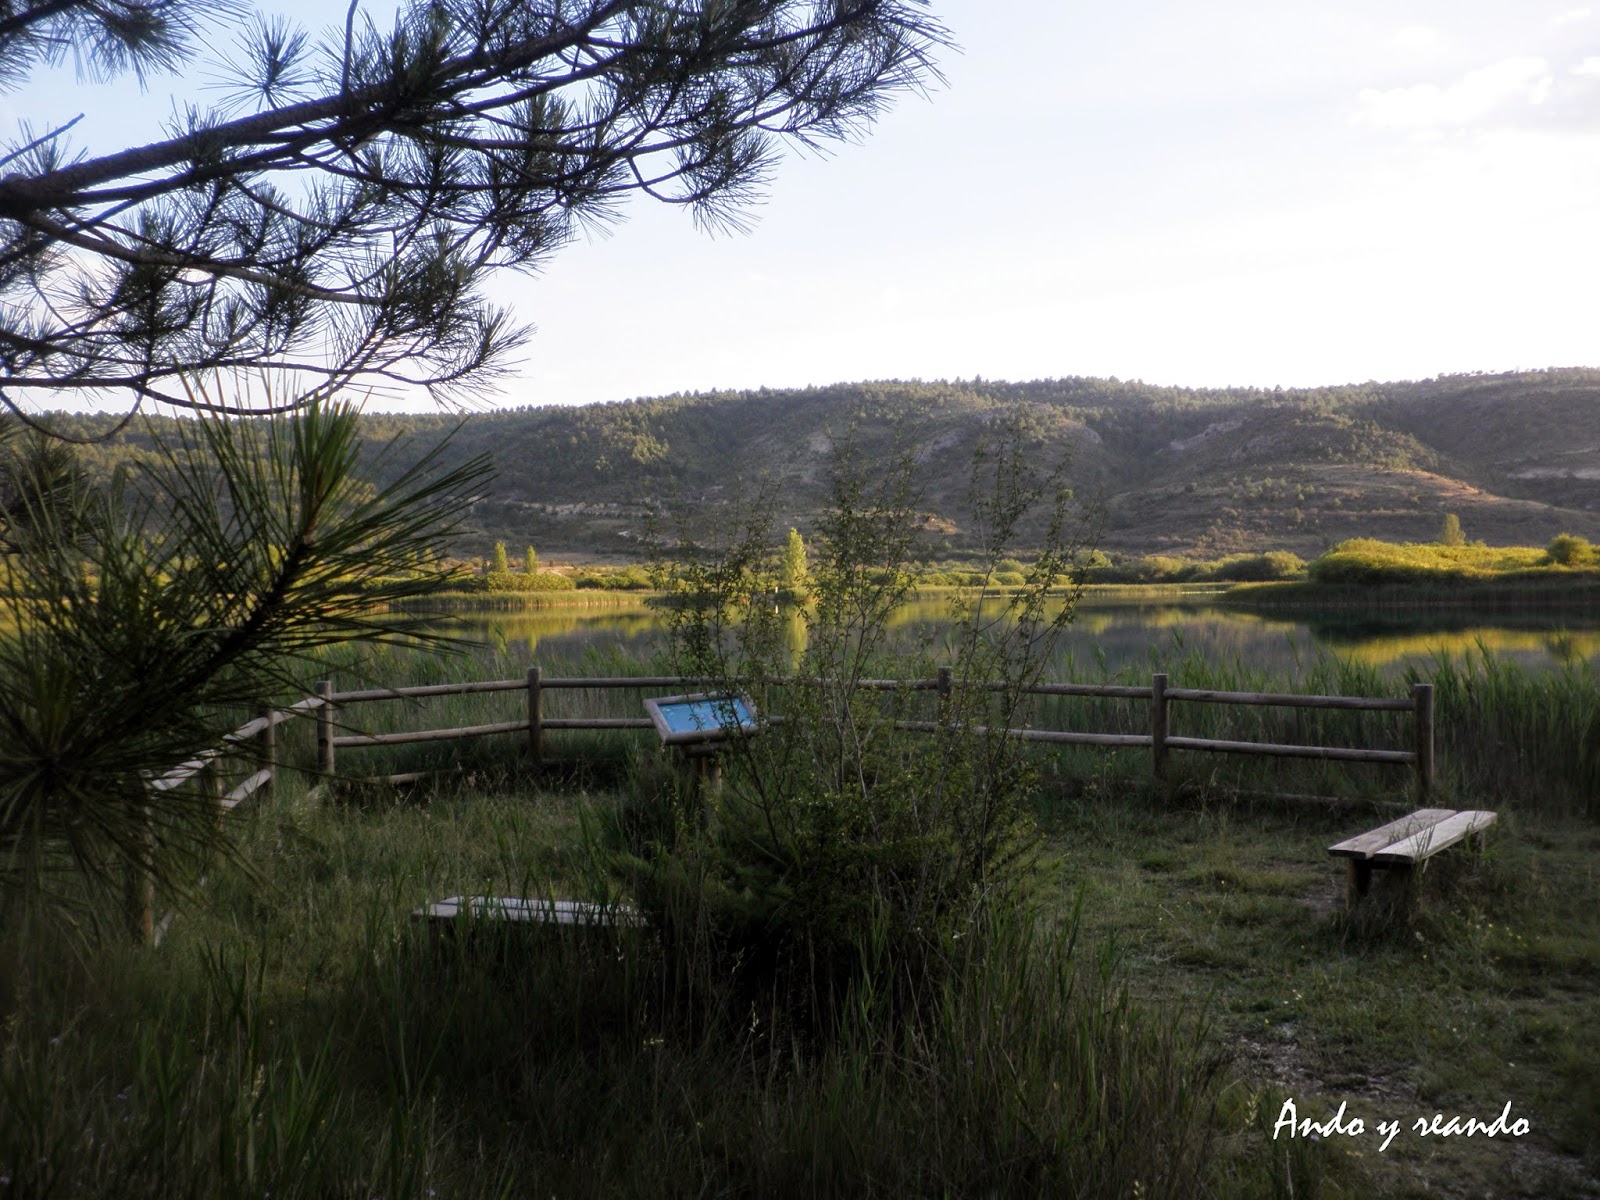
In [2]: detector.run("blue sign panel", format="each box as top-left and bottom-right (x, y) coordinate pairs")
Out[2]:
(644, 692), (760, 745)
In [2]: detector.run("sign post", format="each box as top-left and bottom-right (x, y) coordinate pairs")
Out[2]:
(643, 692), (760, 822)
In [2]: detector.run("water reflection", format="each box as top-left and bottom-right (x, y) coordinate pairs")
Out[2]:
(444, 596), (1600, 678)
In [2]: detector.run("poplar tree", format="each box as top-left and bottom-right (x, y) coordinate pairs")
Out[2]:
(780, 526), (808, 597)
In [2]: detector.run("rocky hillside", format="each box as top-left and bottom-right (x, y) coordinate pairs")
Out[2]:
(46, 368), (1600, 562)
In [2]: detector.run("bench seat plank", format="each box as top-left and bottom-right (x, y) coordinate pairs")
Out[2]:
(1371, 810), (1496, 866)
(1328, 809), (1455, 860)
(415, 895), (645, 927)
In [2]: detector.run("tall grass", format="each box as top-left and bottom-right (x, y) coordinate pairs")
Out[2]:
(1420, 646), (1600, 815)
(314, 631), (1600, 816)
(1030, 642), (1600, 816)
(404, 590), (656, 611)
(8, 629), (1586, 1196)
(0, 773), (1259, 1199)
(314, 639), (665, 782)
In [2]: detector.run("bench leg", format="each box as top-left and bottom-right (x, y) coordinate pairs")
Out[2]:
(1346, 859), (1373, 908)
(1371, 863), (1414, 910)
(1345, 860), (1416, 912)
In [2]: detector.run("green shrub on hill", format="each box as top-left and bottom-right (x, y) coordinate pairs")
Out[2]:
(1308, 538), (1549, 584)
(1545, 533), (1596, 567)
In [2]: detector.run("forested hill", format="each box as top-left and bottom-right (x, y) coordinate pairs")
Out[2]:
(47, 368), (1600, 561)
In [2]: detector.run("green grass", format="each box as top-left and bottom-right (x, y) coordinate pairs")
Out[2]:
(316, 631), (1600, 817)
(0, 772), (1248, 1199)
(1038, 790), (1600, 1198)
(6, 763), (1594, 1196)
(4, 638), (1597, 1198)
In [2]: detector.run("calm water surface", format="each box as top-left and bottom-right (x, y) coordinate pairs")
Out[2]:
(450, 595), (1600, 681)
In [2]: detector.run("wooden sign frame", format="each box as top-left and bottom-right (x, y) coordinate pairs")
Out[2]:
(643, 692), (760, 747)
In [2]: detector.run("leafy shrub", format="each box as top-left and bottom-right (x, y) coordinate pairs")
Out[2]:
(1203, 551), (1306, 582)
(1546, 533), (1595, 567)
(483, 568), (576, 592)
(633, 423), (1091, 1032)
(1084, 552), (1305, 584)
(573, 565), (655, 590)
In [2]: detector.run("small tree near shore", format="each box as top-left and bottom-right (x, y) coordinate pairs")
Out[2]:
(779, 528), (809, 598)
(1438, 513), (1465, 547)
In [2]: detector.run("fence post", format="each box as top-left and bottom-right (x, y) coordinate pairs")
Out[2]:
(206, 756), (225, 835)
(124, 792), (154, 946)
(316, 680), (335, 776)
(1412, 682), (1434, 802)
(257, 709), (276, 799)
(527, 665), (544, 764)
(1151, 673), (1169, 781)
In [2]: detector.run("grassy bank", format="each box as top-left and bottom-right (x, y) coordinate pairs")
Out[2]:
(3, 751), (1594, 1196)
(3, 641), (1596, 1197)
(0, 770), (1249, 1199)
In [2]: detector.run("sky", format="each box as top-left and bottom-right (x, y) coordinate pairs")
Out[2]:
(6, 0), (1600, 411)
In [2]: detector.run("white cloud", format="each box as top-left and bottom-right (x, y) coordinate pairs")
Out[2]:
(1574, 57), (1600, 77)
(1553, 7), (1593, 24)
(1353, 57), (1554, 130)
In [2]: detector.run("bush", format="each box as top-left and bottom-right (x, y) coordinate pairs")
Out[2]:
(1204, 551), (1306, 582)
(1308, 538), (1550, 585)
(482, 569), (576, 592)
(1546, 533), (1595, 567)
(634, 423), (1092, 1032)
(573, 565), (655, 590)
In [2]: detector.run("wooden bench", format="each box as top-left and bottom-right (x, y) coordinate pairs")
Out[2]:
(1328, 808), (1497, 907)
(413, 895), (645, 928)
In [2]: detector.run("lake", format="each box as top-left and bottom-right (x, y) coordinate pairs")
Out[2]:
(445, 592), (1600, 682)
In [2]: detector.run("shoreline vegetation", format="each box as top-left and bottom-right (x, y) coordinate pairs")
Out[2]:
(415, 534), (1600, 612)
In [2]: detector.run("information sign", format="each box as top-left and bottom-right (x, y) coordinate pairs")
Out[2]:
(644, 692), (760, 746)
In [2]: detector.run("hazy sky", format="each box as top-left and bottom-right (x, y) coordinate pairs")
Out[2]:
(7, 0), (1600, 410)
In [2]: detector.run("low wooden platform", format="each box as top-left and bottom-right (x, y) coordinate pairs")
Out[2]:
(413, 895), (646, 928)
(1328, 808), (1497, 907)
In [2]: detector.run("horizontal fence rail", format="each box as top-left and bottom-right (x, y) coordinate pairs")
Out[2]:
(136, 696), (331, 947)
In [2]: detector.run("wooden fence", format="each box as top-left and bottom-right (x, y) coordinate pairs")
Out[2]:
(316, 668), (1435, 795)
(132, 670), (1433, 944)
(133, 695), (329, 946)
